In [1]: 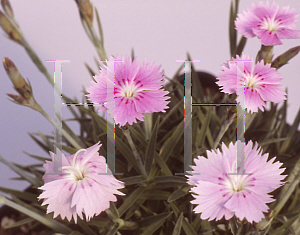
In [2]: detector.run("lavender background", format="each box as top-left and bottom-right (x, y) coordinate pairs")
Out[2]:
(0, 0), (300, 197)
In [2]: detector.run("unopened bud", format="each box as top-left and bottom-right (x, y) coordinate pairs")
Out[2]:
(6, 93), (27, 105)
(3, 57), (32, 99)
(0, 10), (21, 44)
(1, 0), (13, 19)
(271, 46), (300, 70)
(6, 93), (39, 110)
(76, 0), (93, 26)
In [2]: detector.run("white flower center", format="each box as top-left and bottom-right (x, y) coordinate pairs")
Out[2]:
(226, 175), (246, 192)
(262, 17), (280, 32)
(245, 73), (258, 88)
(61, 149), (87, 181)
(122, 80), (139, 98)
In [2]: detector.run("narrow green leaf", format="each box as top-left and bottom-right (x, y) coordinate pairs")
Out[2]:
(77, 219), (98, 235)
(159, 119), (184, 162)
(118, 187), (146, 217)
(280, 107), (300, 154)
(139, 211), (173, 229)
(91, 112), (102, 143)
(0, 195), (73, 234)
(229, 1), (236, 57)
(95, 7), (104, 44)
(169, 202), (197, 235)
(144, 113), (153, 141)
(60, 144), (78, 154)
(109, 201), (120, 219)
(140, 212), (172, 235)
(153, 176), (186, 184)
(139, 190), (171, 200)
(0, 186), (38, 202)
(28, 132), (51, 153)
(36, 130), (54, 152)
(3, 217), (34, 229)
(172, 212), (183, 235)
(152, 151), (173, 176)
(235, 36), (247, 56)
(159, 99), (183, 129)
(145, 116), (160, 174)
(0, 155), (40, 186)
(122, 175), (144, 186)
(168, 186), (190, 202)
(84, 62), (96, 78)
(90, 111), (140, 172)
(129, 125), (148, 148)
(197, 107), (212, 147)
(272, 213), (300, 235)
(131, 48), (135, 61)
(23, 151), (51, 162)
(62, 119), (85, 148)
(259, 137), (288, 146)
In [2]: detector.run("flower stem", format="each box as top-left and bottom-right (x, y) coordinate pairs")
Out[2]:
(37, 104), (82, 150)
(123, 127), (147, 179)
(213, 113), (236, 149)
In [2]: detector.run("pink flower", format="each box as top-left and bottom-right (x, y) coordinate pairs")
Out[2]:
(187, 140), (285, 223)
(216, 53), (286, 113)
(235, 1), (300, 46)
(38, 142), (125, 223)
(86, 55), (170, 126)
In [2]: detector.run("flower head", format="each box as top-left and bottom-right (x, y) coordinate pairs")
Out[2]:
(86, 55), (170, 126)
(216, 53), (286, 113)
(187, 140), (285, 223)
(38, 142), (125, 223)
(235, 1), (300, 46)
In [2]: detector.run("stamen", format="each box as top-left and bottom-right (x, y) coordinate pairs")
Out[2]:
(72, 149), (87, 166)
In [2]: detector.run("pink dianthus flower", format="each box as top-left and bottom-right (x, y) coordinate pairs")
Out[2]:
(187, 140), (285, 223)
(38, 142), (125, 223)
(86, 55), (170, 126)
(216, 53), (286, 113)
(235, 1), (300, 46)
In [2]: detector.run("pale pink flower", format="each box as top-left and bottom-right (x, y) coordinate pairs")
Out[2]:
(187, 140), (285, 223)
(216, 53), (286, 113)
(86, 55), (170, 126)
(235, 1), (300, 46)
(38, 142), (125, 223)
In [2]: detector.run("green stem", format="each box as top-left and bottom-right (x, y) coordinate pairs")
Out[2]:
(37, 104), (82, 150)
(123, 128), (147, 179)
(213, 113), (236, 149)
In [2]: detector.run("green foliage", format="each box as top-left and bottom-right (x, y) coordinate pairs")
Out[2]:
(1, 68), (300, 234)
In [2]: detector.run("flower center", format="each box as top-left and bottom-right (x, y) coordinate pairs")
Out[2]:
(122, 80), (138, 98)
(224, 175), (246, 192)
(61, 149), (87, 181)
(262, 17), (280, 32)
(245, 73), (258, 88)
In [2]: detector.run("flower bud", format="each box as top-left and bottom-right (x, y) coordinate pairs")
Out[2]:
(271, 46), (300, 70)
(76, 0), (93, 26)
(3, 57), (32, 100)
(0, 10), (21, 44)
(1, 0), (13, 19)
